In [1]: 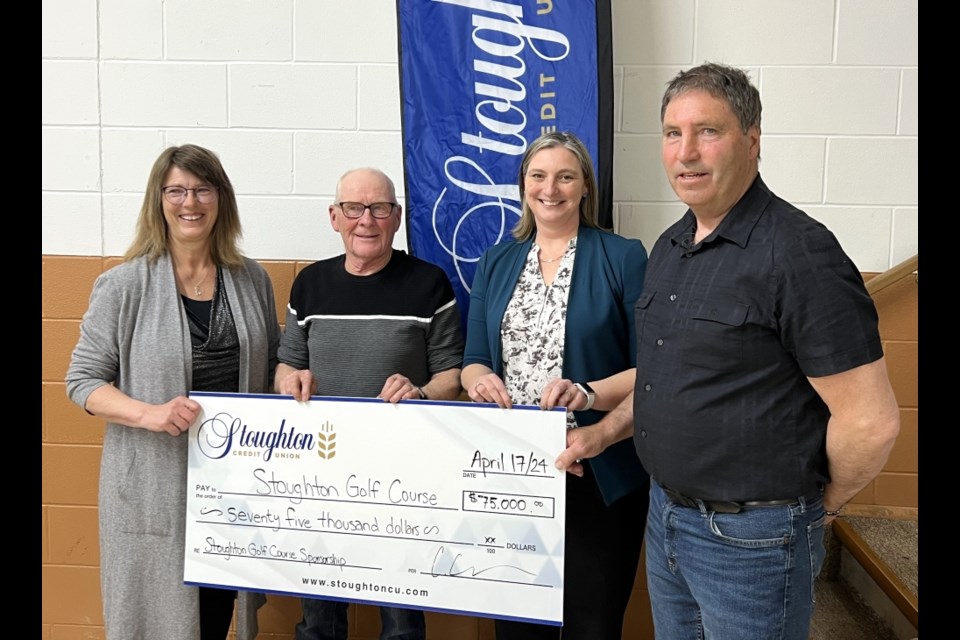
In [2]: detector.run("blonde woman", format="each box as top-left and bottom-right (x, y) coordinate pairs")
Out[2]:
(67, 145), (279, 640)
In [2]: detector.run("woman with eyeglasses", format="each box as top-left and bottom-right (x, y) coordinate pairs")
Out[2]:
(66, 144), (280, 640)
(461, 132), (649, 640)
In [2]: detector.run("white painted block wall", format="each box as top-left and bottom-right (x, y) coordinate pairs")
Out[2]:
(42, 0), (918, 272)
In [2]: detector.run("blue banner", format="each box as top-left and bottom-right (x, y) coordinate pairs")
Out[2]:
(397, 0), (612, 323)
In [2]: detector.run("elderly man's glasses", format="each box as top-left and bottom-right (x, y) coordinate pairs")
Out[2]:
(162, 186), (218, 204)
(337, 202), (397, 219)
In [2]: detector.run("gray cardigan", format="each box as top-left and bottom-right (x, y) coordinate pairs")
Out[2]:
(66, 253), (280, 640)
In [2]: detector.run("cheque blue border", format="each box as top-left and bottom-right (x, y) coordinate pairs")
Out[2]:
(187, 391), (565, 625)
(189, 391), (564, 414)
(184, 579), (561, 626)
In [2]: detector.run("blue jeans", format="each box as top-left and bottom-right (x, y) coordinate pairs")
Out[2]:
(645, 480), (826, 640)
(295, 599), (425, 640)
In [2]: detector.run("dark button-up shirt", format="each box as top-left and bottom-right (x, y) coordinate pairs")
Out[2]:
(633, 175), (883, 501)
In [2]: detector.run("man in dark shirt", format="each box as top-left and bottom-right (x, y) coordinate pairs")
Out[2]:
(275, 167), (464, 640)
(556, 63), (900, 639)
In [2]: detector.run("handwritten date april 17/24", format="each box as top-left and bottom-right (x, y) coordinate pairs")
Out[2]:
(467, 450), (549, 477)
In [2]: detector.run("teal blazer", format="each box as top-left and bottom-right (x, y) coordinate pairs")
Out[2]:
(463, 225), (649, 504)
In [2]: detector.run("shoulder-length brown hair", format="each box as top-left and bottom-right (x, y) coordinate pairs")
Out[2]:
(124, 145), (244, 266)
(512, 131), (600, 241)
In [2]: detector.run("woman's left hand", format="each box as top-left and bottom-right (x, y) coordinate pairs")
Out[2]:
(540, 378), (588, 411)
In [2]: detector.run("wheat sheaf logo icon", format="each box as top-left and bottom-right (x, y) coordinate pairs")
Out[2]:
(317, 421), (337, 460)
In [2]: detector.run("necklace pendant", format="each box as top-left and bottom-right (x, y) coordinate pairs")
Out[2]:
(194, 284), (202, 297)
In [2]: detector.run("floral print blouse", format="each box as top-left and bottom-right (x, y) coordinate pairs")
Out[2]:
(500, 237), (579, 428)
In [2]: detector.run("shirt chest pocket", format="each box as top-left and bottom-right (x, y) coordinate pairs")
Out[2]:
(682, 299), (749, 370)
(634, 291), (656, 352)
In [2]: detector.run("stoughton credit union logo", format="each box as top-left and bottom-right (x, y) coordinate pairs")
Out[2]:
(196, 412), (338, 462)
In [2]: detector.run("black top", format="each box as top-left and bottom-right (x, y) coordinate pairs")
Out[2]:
(183, 267), (240, 393)
(633, 176), (882, 502)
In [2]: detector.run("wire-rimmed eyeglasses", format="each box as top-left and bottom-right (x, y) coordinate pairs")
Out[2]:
(162, 186), (219, 204)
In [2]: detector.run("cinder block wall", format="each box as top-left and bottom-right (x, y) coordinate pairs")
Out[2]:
(43, 1), (917, 638)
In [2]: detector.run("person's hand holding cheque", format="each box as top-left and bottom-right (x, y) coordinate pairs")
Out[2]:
(146, 395), (202, 436)
(274, 363), (316, 402)
(539, 378), (589, 412)
(541, 371), (637, 479)
(463, 367), (513, 408)
(540, 377), (591, 478)
(378, 373), (423, 403)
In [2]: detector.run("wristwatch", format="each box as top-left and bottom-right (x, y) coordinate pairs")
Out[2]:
(573, 382), (596, 411)
(415, 386), (428, 400)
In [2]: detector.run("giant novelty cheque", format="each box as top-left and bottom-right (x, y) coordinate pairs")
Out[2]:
(184, 392), (567, 625)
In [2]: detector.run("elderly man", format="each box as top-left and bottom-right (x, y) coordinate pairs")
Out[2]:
(275, 167), (463, 640)
(556, 63), (900, 639)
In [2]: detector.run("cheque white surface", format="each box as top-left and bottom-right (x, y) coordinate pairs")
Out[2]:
(185, 392), (567, 625)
